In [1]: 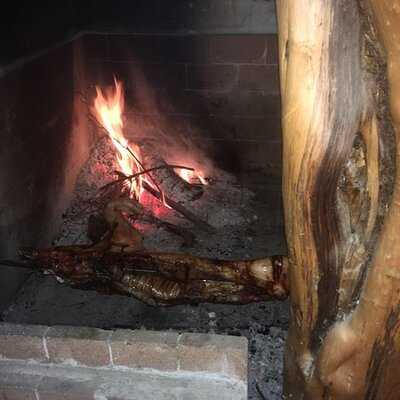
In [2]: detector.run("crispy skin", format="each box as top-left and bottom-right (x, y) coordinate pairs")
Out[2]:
(19, 246), (288, 306)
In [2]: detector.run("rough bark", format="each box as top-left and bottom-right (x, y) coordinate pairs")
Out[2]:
(277, 0), (400, 398)
(315, 2), (400, 399)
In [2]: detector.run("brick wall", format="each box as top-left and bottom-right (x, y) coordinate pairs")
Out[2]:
(80, 33), (282, 176)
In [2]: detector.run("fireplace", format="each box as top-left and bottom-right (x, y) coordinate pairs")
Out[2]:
(0, 2), (287, 399)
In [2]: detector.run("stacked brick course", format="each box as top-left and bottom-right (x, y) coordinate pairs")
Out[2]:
(0, 323), (247, 400)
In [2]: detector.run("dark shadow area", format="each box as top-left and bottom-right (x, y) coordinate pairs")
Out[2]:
(0, 0), (276, 66)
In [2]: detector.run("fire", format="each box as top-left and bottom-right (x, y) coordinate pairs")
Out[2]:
(92, 77), (207, 209)
(176, 168), (208, 185)
(93, 78), (143, 200)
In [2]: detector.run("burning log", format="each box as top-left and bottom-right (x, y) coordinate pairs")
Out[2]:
(18, 246), (289, 306)
(98, 164), (196, 194)
(99, 169), (214, 233)
(142, 181), (215, 233)
(138, 140), (204, 203)
(90, 79), (214, 233)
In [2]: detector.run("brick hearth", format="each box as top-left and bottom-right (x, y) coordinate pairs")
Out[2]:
(0, 322), (247, 400)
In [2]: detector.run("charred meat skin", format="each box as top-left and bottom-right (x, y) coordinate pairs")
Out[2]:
(19, 247), (289, 306)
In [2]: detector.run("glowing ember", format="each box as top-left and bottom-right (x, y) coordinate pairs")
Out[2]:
(176, 168), (208, 185)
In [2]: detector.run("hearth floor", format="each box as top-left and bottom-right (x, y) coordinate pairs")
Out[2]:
(3, 136), (289, 399)
(3, 274), (289, 400)
(53, 136), (286, 260)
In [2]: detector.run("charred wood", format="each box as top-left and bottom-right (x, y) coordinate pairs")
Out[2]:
(138, 141), (204, 203)
(142, 181), (215, 233)
(139, 212), (196, 247)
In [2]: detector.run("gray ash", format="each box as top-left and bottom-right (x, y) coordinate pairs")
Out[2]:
(53, 136), (286, 260)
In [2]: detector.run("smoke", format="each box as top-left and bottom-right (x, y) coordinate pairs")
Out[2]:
(115, 63), (216, 178)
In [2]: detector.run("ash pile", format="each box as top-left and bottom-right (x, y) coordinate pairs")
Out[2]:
(54, 135), (285, 260)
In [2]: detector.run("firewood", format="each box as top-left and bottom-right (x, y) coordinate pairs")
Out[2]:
(142, 181), (215, 233)
(98, 164), (196, 195)
(139, 212), (196, 247)
(138, 141), (204, 203)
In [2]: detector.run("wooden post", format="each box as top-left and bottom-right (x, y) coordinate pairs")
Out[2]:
(277, 0), (400, 398)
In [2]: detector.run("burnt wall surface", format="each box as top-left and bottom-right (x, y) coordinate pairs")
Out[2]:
(0, 41), (95, 312)
(1, 0), (277, 68)
(81, 33), (281, 177)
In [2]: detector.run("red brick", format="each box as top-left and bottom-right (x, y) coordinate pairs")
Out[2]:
(125, 112), (237, 146)
(178, 333), (248, 382)
(156, 89), (281, 118)
(208, 35), (267, 64)
(85, 61), (185, 94)
(239, 65), (280, 93)
(234, 116), (282, 141)
(46, 325), (111, 367)
(108, 35), (209, 64)
(236, 140), (282, 173)
(186, 65), (238, 91)
(0, 323), (47, 362)
(139, 63), (186, 90)
(186, 115), (281, 144)
(110, 329), (179, 371)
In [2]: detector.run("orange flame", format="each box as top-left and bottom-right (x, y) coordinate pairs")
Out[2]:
(92, 77), (207, 208)
(176, 168), (208, 186)
(93, 78), (143, 199)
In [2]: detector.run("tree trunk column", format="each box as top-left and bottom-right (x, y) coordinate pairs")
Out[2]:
(276, 0), (367, 398)
(277, 0), (400, 398)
